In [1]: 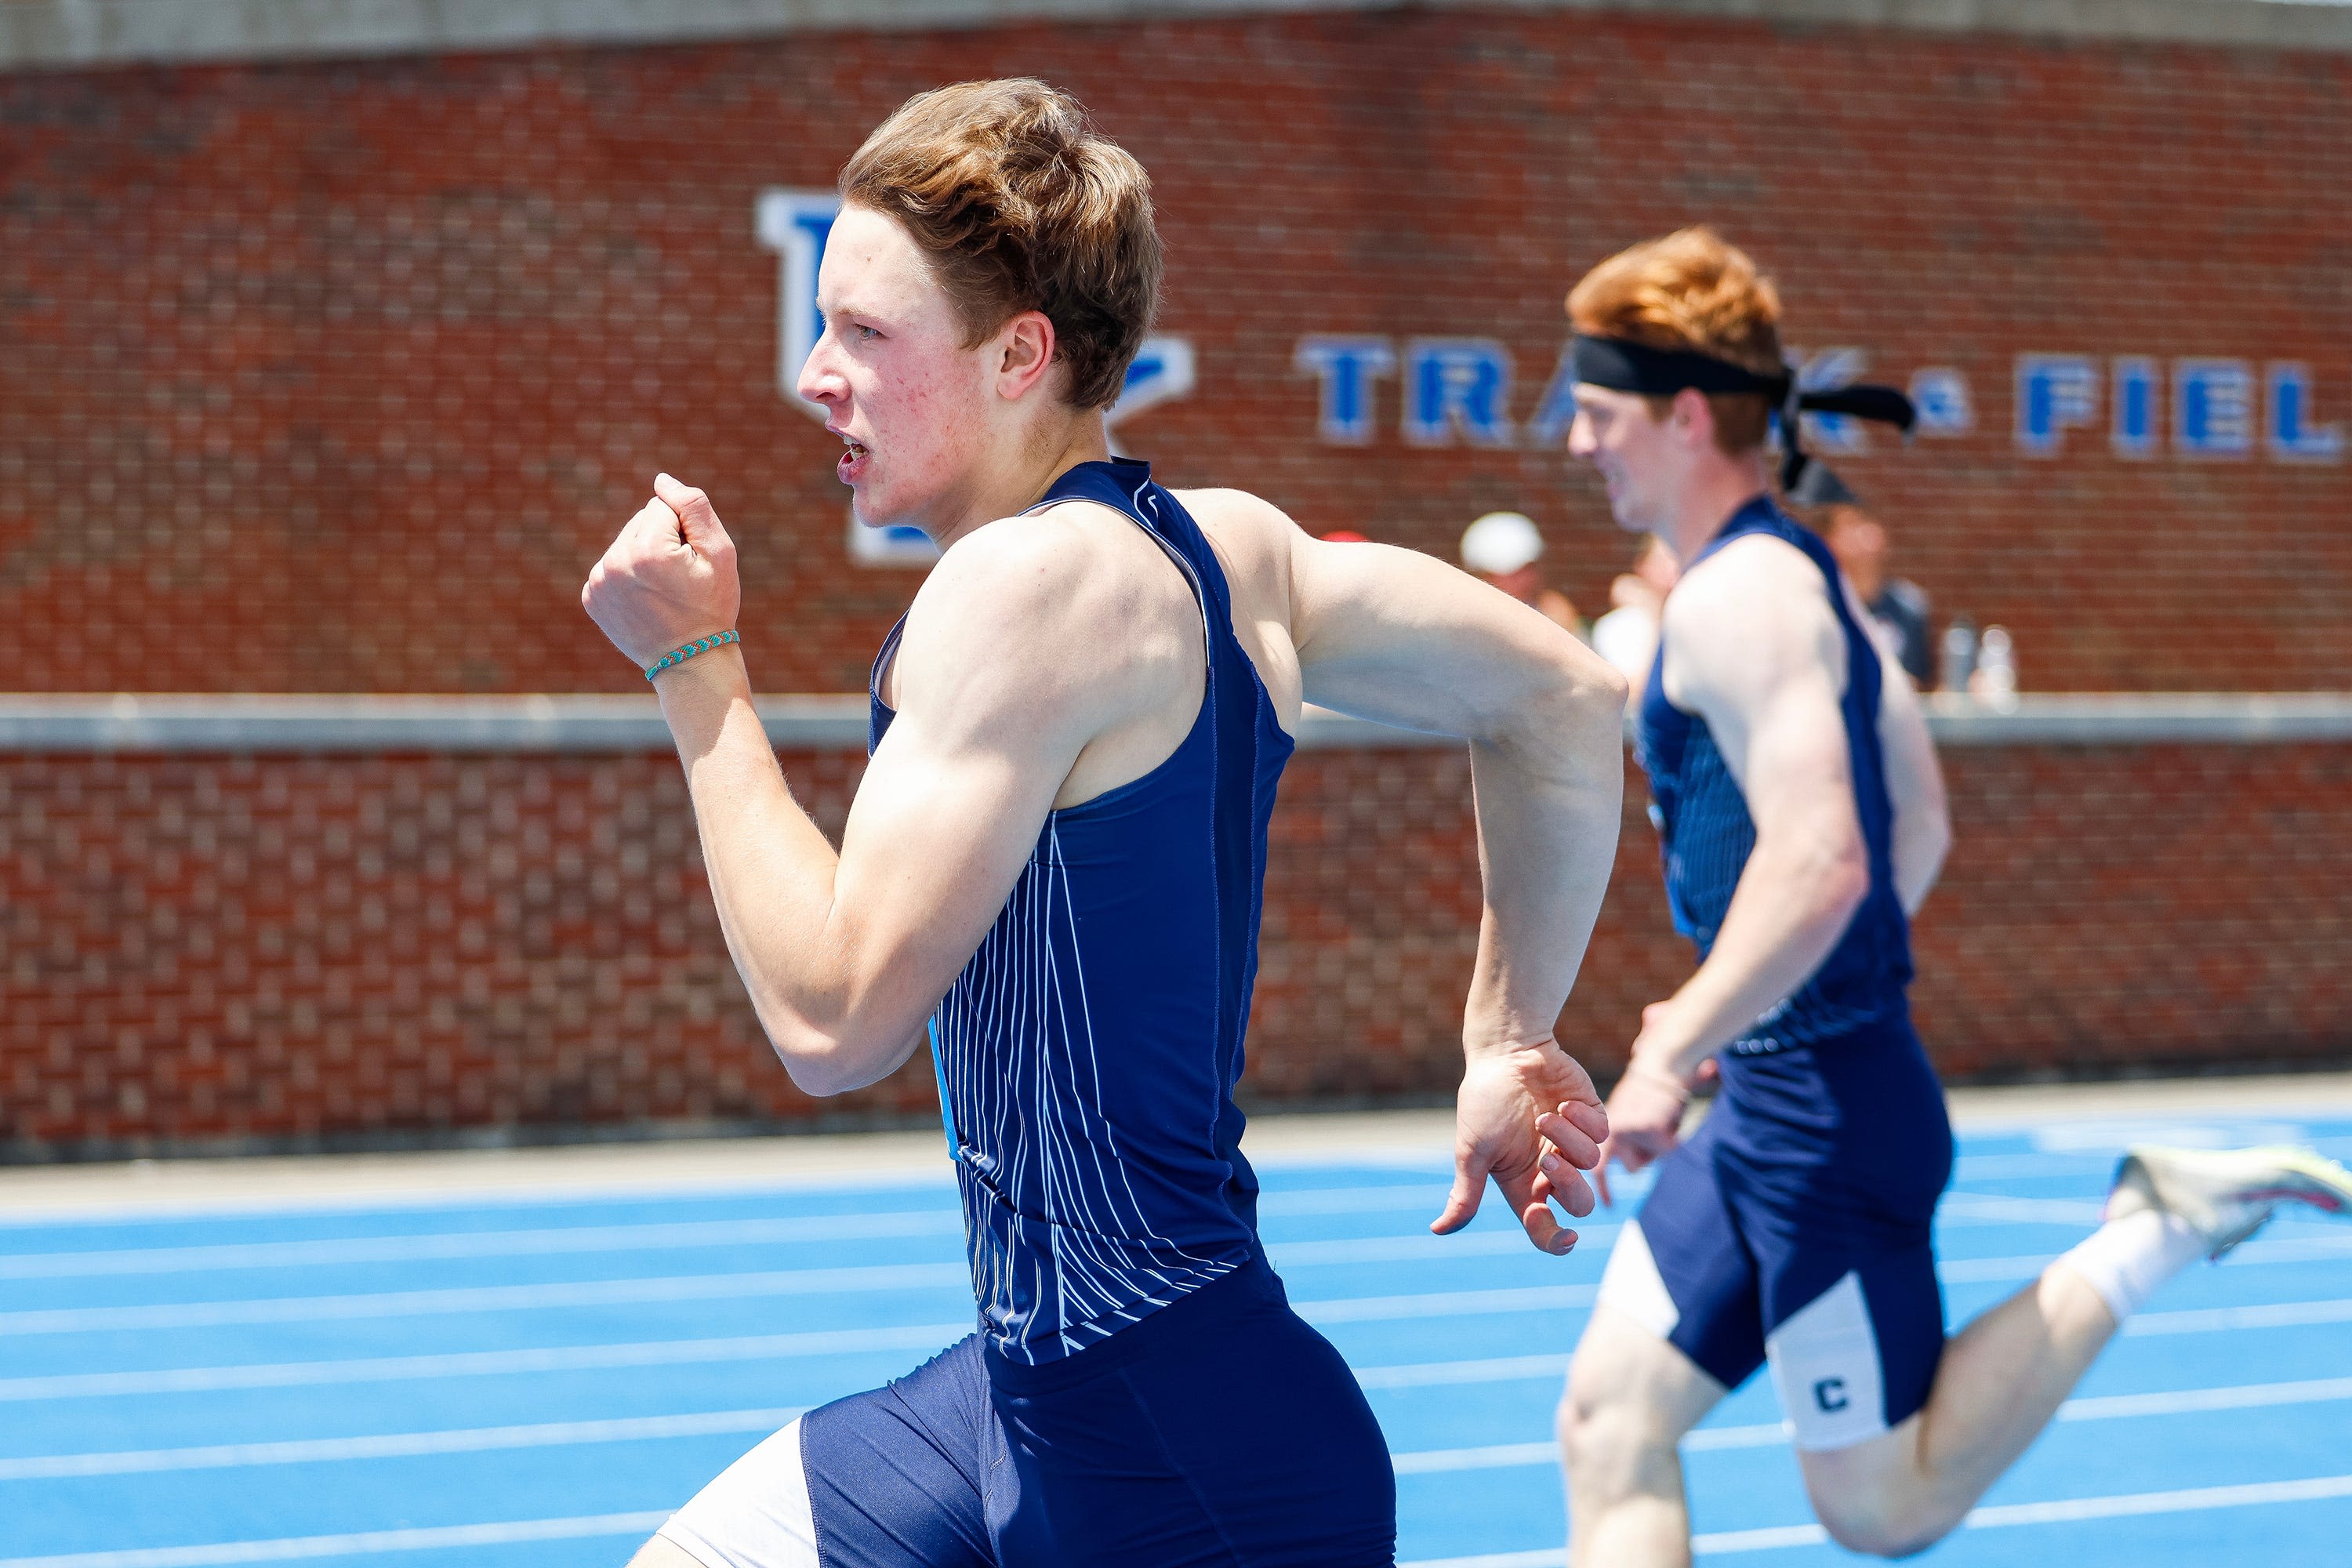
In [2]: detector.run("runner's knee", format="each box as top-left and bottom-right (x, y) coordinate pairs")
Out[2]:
(1803, 1455), (1962, 1559)
(1812, 1496), (1958, 1560)
(1559, 1356), (1679, 1486)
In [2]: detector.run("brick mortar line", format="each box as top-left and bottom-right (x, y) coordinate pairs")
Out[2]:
(1, 693), (2350, 752)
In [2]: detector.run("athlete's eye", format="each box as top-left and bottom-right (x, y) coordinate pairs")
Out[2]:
(855, 325), (881, 343)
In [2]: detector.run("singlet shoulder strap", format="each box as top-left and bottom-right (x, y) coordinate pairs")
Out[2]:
(1667, 494), (1884, 709)
(1022, 458), (1218, 657)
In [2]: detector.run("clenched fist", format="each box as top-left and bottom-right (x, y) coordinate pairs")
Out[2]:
(583, 474), (742, 670)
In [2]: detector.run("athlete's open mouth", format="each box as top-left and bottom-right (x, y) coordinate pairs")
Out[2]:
(837, 432), (872, 485)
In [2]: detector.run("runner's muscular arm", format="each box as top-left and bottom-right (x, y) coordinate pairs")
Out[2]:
(1872, 645), (1951, 916)
(585, 478), (1138, 1097)
(1275, 514), (1629, 1252)
(1633, 537), (1872, 1081)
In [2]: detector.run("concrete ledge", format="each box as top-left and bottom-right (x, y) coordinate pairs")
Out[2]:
(1916, 691), (2352, 745)
(0, 0), (2346, 77)
(0, 691), (1456, 753)
(2, 691), (2350, 753)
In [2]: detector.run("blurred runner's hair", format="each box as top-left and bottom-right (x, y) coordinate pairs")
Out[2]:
(1567, 225), (1782, 453)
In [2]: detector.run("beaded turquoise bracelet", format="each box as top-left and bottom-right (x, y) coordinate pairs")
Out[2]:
(643, 630), (740, 681)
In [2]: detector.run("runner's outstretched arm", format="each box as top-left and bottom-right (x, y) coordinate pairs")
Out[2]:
(1283, 522), (1627, 1254)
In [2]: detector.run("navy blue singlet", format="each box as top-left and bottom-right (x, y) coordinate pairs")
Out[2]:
(1636, 494), (1912, 1054)
(869, 458), (1295, 1367)
(1616, 495), (1952, 1440)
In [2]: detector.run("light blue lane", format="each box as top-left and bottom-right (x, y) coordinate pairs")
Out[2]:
(3, 1124), (2348, 1566)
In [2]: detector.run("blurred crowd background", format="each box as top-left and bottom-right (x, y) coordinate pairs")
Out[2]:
(2, 0), (2349, 1160)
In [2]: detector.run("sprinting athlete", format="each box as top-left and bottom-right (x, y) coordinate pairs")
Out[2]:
(1541, 227), (2352, 1565)
(582, 80), (1628, 1567)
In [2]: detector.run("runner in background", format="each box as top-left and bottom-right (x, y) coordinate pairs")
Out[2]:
(1541, 226), (2352, 1566)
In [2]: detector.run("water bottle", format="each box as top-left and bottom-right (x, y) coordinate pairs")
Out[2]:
(1974, 625), (2018, 711)
(1938, 616), (1977, 695)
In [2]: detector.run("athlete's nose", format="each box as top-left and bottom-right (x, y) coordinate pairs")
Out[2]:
(797, 328), (848, 407)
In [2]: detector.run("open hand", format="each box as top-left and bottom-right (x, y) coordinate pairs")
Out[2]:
(583, 474), (742, 670)
(1432, 1039), (1608, 1255)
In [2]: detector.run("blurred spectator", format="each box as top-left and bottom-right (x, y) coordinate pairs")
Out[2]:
(1461, 511), (1580, 633)
(1590, 534), (1679, 687)
(1822, 504), (1933, 686)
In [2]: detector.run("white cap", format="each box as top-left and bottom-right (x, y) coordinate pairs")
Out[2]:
(1461, 511), (1545, 575)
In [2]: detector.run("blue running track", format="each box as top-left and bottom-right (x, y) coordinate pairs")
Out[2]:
(4, 1110), (2350, 1566)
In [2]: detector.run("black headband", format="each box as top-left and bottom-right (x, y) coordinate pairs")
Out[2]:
(1569, 334), (1918, 507)
(1570, 334), (1789, 398)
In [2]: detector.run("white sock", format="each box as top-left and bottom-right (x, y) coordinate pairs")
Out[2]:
(2056, 1208), (2207, 1323)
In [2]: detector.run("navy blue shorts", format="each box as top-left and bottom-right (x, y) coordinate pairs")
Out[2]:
(1595, 1015), (1956, 1450)
(659, 1256), (1396, 1566)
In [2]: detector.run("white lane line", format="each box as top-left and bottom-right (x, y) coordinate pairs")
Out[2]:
(0, 1185), (1444, 1280)
(1953, 1152), (2110, 1180)
(2127, 1295), (2352, 1335)
(1355, 1353), (1570, 1390)
(73, 1374), (2335, 1487)
(0, 1212), (961, 1280)
(25, 1217), (2334, 1341)
(1275, 1229), (1614, 1266)
(1394, 1441), (1556, 1475)
(1387, 1374), (2352, 1475)
(0, 1285), (1590, 1403)
(20, 1279), (2352, 1405)
(1936, 1192), (2106, 1225)
(67, 1472), (2352, 1568)
(10, 1365), (2348, 1485)
(2058, 1373), (2352, 1420)
(1345, 1288), (2352, 1382)
(0, 1230), (1579, 1338)
(1386, 1428), (1796, 1477)
(37, 1225), (2346, 1343)
(0, 1408), (804, 1480)
(1937, 1230), (2352, 1287)
(0, 1511), (673, 1568)
(1695, 1523), (1830, 1555)
(0, 1323), (971, 1403)
(1962, 1471), (2352, 1527)
(0, 1265), (973, 1336)
(1400, 1472), (2352, 1565)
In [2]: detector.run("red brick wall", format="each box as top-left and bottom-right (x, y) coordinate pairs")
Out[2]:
(7, 741), (2346, 1156)
(5, 11), (2349, 1152)
(3, 9), (2350, 694)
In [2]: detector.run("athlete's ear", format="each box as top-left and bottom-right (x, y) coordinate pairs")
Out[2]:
(993, 310), (1060, 402)
(1670, 387), (1716, 451)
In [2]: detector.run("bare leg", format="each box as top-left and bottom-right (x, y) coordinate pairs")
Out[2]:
(1793, 1137), (2352, 1556)
(1559, 1305), (1729, 1568)
(1798, 1258), (2119, 1556)
(627, 1538), (711, 1568)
